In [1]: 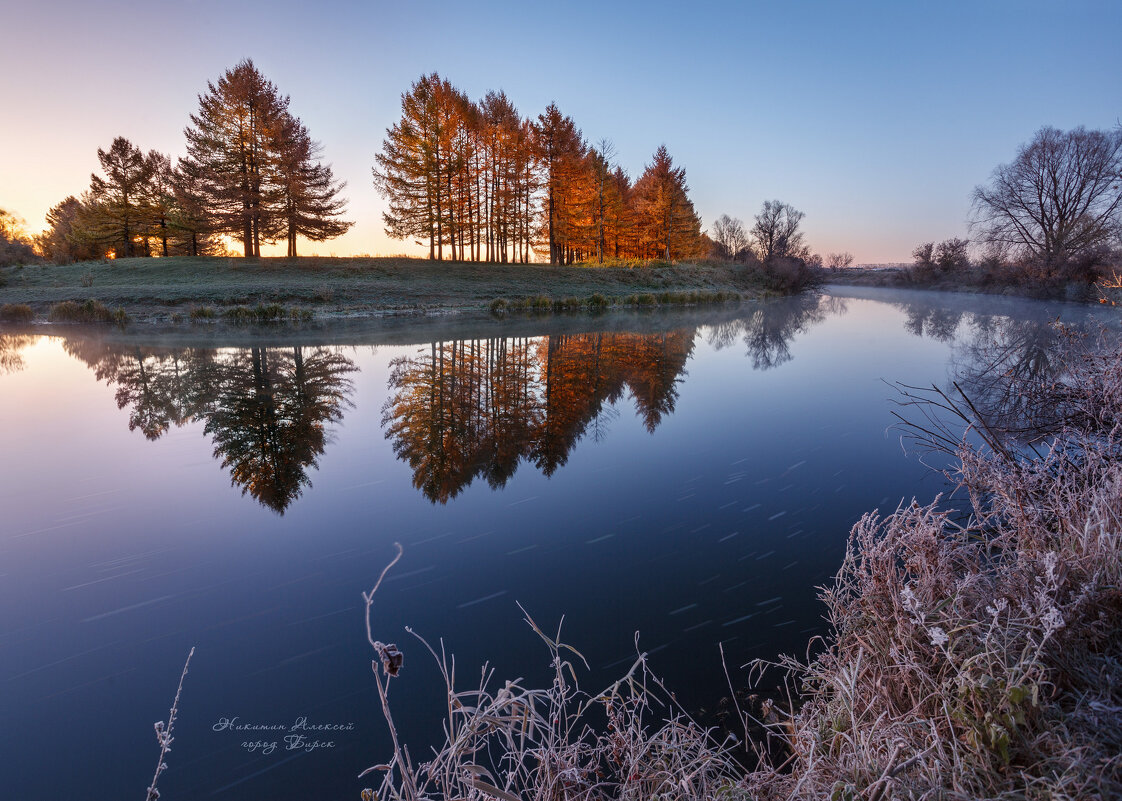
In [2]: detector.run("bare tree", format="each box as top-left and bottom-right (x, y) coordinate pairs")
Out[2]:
(710, 214), (749, 260)
(751, 200), (806, 263)
(971, 126), (1122, 277)
(826, 251), (854, 270)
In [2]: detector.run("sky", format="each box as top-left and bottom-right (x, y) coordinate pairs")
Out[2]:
(2, 0), (1119, 263)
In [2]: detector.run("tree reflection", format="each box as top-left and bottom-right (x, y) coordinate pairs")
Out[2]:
(64, 341), (356, 513)
(902, 305), (964, 342)
(0, 334), (36, 375)
(384, 330), (695, 503)
(949, 317), (1066, 441)
(704, 293), (842, 369)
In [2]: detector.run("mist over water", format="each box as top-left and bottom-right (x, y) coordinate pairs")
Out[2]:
(0, 288), (1114, 800)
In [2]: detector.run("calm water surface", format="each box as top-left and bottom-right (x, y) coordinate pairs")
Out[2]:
(0, 287), (1113, 799)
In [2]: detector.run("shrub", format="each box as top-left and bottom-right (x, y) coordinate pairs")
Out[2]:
(0, 303), (33, 323)
(48, 299), (128, 325)
(762, 257), (820, 293)
(223, 303), (287, 323)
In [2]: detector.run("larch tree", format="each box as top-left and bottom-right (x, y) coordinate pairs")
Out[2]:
(38, 196), (99, 263)
(144, 151), (176, 257)
(184, 59), (289, 257)
(374, 73), (451, 259)
(632, 145), (702, 260)
(273, 113), (352, 257)
(534, 103), (586, 265)
(170, 158), (218, 256)
(80, 136), (154, 258)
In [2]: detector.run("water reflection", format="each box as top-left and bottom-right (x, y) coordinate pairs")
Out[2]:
(65, 341), (356, 512)
(950, 317), (1066, 442)
(383, 331), (694, 502)
(902, 304), (964, 342)
(886, 293), (1106, 445)
(0, 334), (34, 374)
(52, 295), (858, 509)
(706, 294), (846, 368)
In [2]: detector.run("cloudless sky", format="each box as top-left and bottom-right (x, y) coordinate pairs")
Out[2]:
(2, 0), (1119, 262)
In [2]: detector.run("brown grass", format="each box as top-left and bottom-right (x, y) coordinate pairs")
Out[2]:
(0, 303), (33, 323)
(361, 547), (744, 801)
(48, 299), (129, 325)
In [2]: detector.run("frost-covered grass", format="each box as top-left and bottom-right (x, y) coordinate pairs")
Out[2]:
(0, 256), (766, 323)
(744, 331), (1122, 800)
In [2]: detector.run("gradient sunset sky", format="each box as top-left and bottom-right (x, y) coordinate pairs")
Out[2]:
(2, 0), (1119, 263)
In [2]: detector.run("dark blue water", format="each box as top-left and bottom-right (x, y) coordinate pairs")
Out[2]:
(0, 287), (1113, 799)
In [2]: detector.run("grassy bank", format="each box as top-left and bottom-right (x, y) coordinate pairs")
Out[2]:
(828, 264), (1115, 303)
(361, 327), (1122, 800)
(0, 256), (771, 325)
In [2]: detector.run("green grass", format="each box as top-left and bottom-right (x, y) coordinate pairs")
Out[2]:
(0, 255), (766, 323)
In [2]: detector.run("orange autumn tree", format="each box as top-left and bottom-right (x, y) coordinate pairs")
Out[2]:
(631, 145), (704, 260)
(374, 74), (705, 264)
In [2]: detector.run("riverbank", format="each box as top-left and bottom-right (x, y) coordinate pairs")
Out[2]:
(0, 255), (769, 326)
(828, 264), (1111, 303)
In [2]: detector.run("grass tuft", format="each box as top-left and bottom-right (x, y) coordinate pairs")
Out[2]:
(48, 299), (129, 325)
(0, 303), (34, 323)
